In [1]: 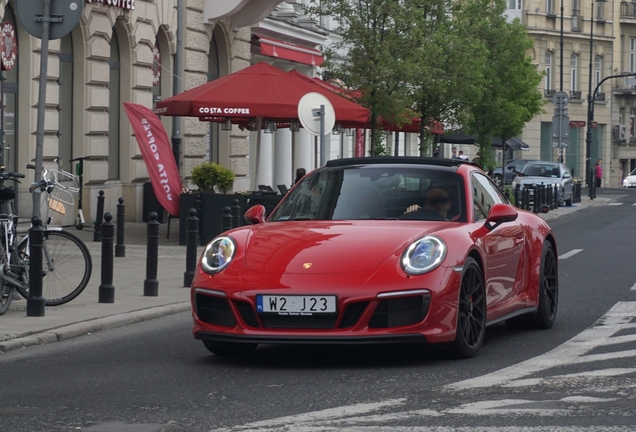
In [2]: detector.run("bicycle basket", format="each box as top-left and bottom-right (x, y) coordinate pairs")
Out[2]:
(45, 169), (79, 214)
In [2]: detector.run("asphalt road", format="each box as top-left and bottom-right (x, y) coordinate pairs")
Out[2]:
(2, 190), (636, 432)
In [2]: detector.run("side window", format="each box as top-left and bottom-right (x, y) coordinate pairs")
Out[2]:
(471, 173), (506, 221)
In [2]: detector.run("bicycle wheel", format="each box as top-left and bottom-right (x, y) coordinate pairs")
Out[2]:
(0, 284), (12, 315)
(15, 229), (93, 306)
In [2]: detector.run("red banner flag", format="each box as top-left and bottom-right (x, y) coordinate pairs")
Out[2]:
(123, 103), (181, 216)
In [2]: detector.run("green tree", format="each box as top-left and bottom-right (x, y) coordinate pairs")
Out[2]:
(402, 0), (487, 155)
(459, 0), (545, 170)
(305, 0), (415, 155)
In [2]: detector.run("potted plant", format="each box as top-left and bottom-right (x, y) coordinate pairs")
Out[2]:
(190, 162), (235, 194)
(179, 163), (246, 245)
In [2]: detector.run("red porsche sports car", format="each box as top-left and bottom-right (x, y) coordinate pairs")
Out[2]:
(191, 157), (558, 358)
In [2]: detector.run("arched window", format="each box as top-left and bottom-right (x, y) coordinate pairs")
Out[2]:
(570, 53), (578, 92)
(545, 52), (552, 91)
(207, 33), (220, 163)
(57, 33), (74, 171)
(108, 29), (121, 180)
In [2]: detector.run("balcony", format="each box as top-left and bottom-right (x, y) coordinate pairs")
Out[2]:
(621, 2), (636, 19)
(570, 91), (582, 100)
(544, 89), (556, 98)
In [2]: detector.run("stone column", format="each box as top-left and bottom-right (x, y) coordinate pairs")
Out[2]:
(274, 128), (293, 188)
(257, 131), (274, 188)
(294, 129), (314, 174)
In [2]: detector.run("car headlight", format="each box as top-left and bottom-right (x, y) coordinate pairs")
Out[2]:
(401, 236), (447, 275)
(201, 236), (236, 274)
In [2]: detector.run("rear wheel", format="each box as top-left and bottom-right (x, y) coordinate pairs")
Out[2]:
(203, 340), (258, 356)
(451, 257), (486, 358)
(15, 229), (93, 306)
(0, 284), (12, 315)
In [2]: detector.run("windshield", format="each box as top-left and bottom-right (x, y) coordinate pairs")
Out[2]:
(269, 166), (467, 222)
(520, 163), (560, 178)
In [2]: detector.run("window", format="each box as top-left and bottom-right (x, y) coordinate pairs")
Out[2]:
(545, 52), (552, 91)
(546, 0), (554, 14)
(594, 56), (602, 90)
(471, 173), (506, 222)
(570, 54), (578, 92)
(508, 0), (522, 10)
(108, 29), (121, 180)
(630, 38), (636, 73)
(572, 0), (580, 31)
(596, 1), (604, 20)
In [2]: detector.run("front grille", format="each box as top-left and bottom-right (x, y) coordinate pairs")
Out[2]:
(234, 300), (261, 327)
(261, 314), (338, 329)
(195, 294), (236, 327)
(369, 295), (431, 329)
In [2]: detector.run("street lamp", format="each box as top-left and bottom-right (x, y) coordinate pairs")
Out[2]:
(585, 0), (606, 198)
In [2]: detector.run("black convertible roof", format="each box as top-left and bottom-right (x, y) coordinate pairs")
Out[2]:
(326, 156), (474, 168)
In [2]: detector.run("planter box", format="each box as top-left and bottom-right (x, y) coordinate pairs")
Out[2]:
(178, 193), (284, 245)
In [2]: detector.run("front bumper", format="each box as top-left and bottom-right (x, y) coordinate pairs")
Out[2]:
(191, 266), (461, 345)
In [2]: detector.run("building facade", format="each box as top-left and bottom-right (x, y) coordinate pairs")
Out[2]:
(510, 0), (636, 187)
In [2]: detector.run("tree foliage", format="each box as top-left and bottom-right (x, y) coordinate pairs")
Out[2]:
(306, 0), (544, 162)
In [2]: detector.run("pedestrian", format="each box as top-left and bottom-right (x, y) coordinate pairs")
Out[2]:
(451, 147), (459, 159)
(295, 167), (306, 184)
(595, 159), (603, 188)
(458, 151), (469, 161)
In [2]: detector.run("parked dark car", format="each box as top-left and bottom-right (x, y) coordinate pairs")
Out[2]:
(491, 159), (532, 187)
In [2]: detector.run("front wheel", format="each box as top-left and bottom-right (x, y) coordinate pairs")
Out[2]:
(15, 229), (93, 306)
(0, 284), (12, 315)
(451, 257), (486, 358)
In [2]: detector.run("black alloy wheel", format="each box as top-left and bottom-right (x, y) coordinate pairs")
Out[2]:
(451, 257), (486, 358)
(534, 241), (558, 328)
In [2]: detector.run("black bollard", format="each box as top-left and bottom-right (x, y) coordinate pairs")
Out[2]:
(94, 190), (105, 242)
(115, 197), (126, 258)
(532, 187), (539, 213)
(99, 213), (115, 303)
(196, 193), (202, 245)
(222, 206), (232, 232)
(232, 199), (241, 228)
(184, 208), (199, 287)
(554, 184), (560, 208)
(523, 188), (530, 211)
(547, 183), (553, 210)
(514, 184), (521, 208)
(144, 211), (160, 296)
(26, 217), (45, 317)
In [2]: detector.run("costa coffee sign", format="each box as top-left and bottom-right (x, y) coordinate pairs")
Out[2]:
(86, 0), (136, 10)
(1, 22), (17, 71)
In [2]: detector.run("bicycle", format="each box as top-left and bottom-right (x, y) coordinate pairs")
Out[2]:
(0, 166), (93, 314)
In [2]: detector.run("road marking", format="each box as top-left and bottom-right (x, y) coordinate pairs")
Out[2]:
(558, 249), (583, 259)
(607, 202), (623, 206)
(631, 281), (636, 291)
(212, 303), (636, 432)
(447, 301), (636, 390)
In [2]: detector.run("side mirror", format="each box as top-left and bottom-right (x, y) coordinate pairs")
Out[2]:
(244, 204), (266, 225)
(485, 203), (518, 231)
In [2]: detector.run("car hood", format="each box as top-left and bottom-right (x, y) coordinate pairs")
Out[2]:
(242, 221), (444, 274)
(516, 176), (563, 185)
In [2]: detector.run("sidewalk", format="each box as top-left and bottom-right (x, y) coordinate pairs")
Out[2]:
(0, 221), (197, 353)
(0, 193), (613, 354)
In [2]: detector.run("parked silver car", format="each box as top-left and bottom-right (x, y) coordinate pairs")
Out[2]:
(511, 161), (574, 206)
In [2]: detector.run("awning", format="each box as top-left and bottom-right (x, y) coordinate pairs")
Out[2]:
(253, 35), (324, 66)
(492, 137), (530, 151)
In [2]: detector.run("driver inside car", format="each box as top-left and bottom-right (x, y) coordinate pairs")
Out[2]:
(404, 185), (452, 219)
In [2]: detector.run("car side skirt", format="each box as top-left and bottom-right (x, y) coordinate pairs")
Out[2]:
(195, 331), (428, 345)
(486, 307), (538, 327)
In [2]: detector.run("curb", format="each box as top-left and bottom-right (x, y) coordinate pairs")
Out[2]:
(0, 302), (191, 354)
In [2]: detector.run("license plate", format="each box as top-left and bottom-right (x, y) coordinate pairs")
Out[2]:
(256, 295), (337, 315)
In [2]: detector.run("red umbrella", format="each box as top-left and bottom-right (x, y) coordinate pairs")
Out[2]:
(155, 62), (370, 125)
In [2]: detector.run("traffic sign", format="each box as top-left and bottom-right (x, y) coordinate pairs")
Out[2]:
(16, 0), (83, 40)
(552, 91), (570, 108)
